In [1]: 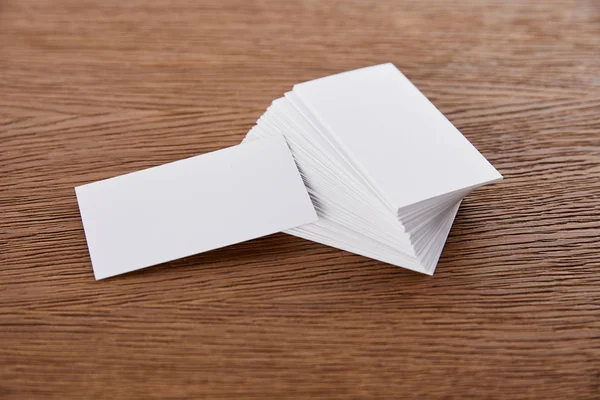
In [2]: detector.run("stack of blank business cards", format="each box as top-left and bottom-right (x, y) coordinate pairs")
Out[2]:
(76, 63), (501, 280)
(244, 63), (502, 275)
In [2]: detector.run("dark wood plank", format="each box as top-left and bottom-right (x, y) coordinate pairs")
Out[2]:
(1, 0), (599, 398)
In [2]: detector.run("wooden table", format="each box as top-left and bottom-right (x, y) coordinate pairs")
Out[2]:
(1, 1), (599, 398)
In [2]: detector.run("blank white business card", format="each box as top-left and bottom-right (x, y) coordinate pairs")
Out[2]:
(75, 135), (318, 280)
(293, 63), (502, 213)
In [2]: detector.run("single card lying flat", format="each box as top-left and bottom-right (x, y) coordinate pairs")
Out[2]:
(75, 135), (318, 280)
(292, 63), (502, 213)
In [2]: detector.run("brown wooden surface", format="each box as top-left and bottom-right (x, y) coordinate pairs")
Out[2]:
(1, 0), (599, 398)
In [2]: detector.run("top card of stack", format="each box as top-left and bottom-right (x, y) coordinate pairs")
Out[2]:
(245, 63), (502, 275)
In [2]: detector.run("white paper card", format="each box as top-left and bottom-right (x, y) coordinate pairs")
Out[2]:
(293, 63), (502, 212)
(76, 135), (318, 279)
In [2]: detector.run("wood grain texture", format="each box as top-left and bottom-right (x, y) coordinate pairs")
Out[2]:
(1, 0), (599, 398)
